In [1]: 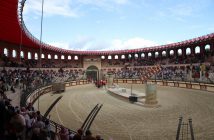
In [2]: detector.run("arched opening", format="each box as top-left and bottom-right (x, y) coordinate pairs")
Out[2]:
(34, 53), (38, 60)
(195, 46), (200, 54)
(114, 55), (118, 59)
(162, 51), (166, 57)
(128, 54), (132, 59)
(186, 48), (191, 55)
(74, 56), (78, 60)
(68, 55), (71, 60)
(134, 54), (138, 58)
(121, 55), (125, 59)
(48, 54), (51, 59)
(28, 52), (32, 59)
(41, 54), (45, 59)
(178, 49), (182, 56)
(108, 55), (112, 60)
(141, 53), (145, 58)
(20, 51), (24, 59)
(205, 44), (210, 51)
(54, 55), (58, 59)
(61, 55), (65, 60)
(101, 56), (105, 59)
(3, 48), (8, 56)
(86, 65), (99, 81)
(155, 52), (159, 58)
(148, 52), (152, 57)
(170, 50), (174, 56)
(12, 50), (17, 58)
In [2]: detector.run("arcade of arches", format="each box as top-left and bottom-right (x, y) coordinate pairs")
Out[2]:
(0, 41), (213, 70)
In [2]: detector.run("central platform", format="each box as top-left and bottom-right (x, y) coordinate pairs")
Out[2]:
(108, 86), (145, 100)
(107, 84), (160, 108)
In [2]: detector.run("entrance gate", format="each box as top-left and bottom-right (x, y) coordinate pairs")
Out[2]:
(86, 66), (99, 81)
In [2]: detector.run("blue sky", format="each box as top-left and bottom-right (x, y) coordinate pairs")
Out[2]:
(23, 0), (214, 51)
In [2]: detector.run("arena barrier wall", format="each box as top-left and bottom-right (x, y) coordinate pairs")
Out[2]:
(26, 80), (89, 105)
(113, 79), (214, 92)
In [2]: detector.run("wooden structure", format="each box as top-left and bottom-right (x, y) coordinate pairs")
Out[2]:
(52, 82), (65, 93)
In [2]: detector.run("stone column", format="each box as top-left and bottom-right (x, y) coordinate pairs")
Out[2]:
(107, 73), (114, 88)
(145, 83), (158, 105)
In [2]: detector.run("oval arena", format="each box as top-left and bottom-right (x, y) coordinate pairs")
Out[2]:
(0, 0), (214, 140)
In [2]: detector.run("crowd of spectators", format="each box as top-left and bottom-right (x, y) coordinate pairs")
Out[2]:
(115, 68), (141, 79)
(0, 68), (51, 140)
(156, 66), (187, 81)
(155, 64), (214, 83)
(0, 68), (103, 140)
(168, 54), (206, 65)
(105, 66), (161, 80)
(41, 60), (82, 69)
(103, 63), (214, 83)
(101, 58), (156, 67)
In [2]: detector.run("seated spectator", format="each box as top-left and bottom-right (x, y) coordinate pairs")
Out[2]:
(96, 135), (103, 140)
(83, 130), (96, 140)
(26, 102), (35, 111)
(10, 109), (26, 140)
(73, 128), (83, 140)
(33, 116), (45, 129)
(59, 127), (69, 140)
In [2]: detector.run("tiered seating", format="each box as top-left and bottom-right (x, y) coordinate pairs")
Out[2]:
(140, 66), (162, 81)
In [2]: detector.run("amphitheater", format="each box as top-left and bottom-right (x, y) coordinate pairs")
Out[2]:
(1, 0), (214, 140)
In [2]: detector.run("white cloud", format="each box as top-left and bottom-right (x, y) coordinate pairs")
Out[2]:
(109, 37), (158, 50)
(23, 0), (130, 19)
(49, 37), (158, 51)
(49, 42), (70, 50)
(165, 41), (174, 44)
(75, 0), (129, 11)
(24, 0), (78, 17)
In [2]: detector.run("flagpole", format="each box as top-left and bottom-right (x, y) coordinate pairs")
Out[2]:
(39, 0), (44, 70)
(38, 0), (44, 111)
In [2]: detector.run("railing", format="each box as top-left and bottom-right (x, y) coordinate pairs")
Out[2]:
(113, 78), (214, 92)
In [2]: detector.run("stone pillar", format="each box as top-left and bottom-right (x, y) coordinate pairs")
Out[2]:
(182, 48), (186, 57)
(107, 73), (114, 88)
(145, 83), (158, 105)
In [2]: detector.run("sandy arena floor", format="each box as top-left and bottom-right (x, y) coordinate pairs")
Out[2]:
(34, 84), (214, 140)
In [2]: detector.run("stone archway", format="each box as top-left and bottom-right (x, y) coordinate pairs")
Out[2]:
(86, 65), (99, 81)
